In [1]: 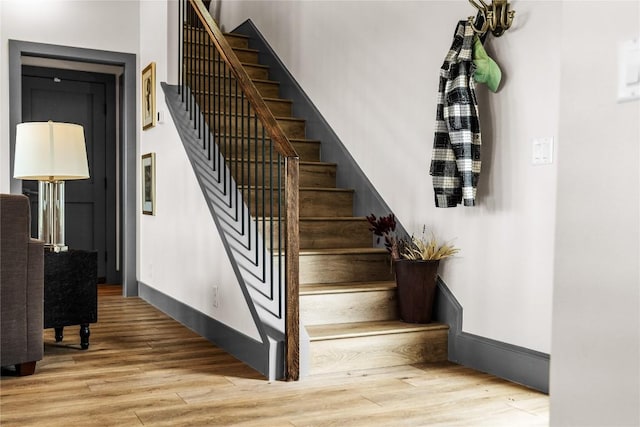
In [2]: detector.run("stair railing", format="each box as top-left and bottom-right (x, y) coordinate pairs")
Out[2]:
(178, 0), (299, 380)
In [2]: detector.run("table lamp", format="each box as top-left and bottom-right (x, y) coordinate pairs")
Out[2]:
(13, 121), (90, 252)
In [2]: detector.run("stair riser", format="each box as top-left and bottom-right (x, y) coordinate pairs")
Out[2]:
(218, 139), (320, 162)
(188, 76), (279, 98)
(299, 190), (353, 218)
(183, 31), (250, 49)
(242, 189), (353, 218)
(301, 219), (372, 249)
(309, 328), (448, 375)
(184, 43), (260, 64)
(196, 94), (292, 117)
(266, 219), (372, 249)
(184, 61), (269, 80)
(203, 114), (305, 140)
(301, 290), (397, 325)
(230, 162), (335, 189)
(224, 35), (249, 49)
(299, 252), (393, 285)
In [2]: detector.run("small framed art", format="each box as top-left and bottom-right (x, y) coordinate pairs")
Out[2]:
(142, 153), (156, 215)
(142, 62), (156, 130)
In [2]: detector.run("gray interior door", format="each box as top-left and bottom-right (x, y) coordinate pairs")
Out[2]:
(22, 66), (119, 283)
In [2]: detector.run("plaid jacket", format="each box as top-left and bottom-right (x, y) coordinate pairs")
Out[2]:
(430, 20), (481, 207)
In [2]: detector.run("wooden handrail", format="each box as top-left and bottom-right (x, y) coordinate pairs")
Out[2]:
(188, 0), (297, 158)
(186, 0), (300, 381)
(285, 158), (300, 381)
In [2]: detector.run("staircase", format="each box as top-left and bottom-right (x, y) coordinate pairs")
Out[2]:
(178, 5), (448, 377)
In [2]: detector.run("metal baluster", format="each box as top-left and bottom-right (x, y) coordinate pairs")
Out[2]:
(207, 35), (212, 162)
(188, 3), (193, 119)
(198, 15), (202, 139)
(246, 102), (251, 248)
(201, 22), (207, 149)
(227, 65), (233, 205)
(234, 76), (239, 221)
(240, 91), (246, 236)
(178, 0), (182, 97)
(269, 127), (274, 298)
(254, 113), (259, 265)
(278, 153), (283, 315)
(261, 127), (266, 282)
(216, 49), (221, 181)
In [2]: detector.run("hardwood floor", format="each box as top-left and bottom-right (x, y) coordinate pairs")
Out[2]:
(0, 286), (549, 426)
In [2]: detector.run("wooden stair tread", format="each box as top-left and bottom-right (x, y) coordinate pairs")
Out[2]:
(241, 186), (353, 192)
(185, 46), (259, 54)
(185, 58), (269, 71)
(299, 216), (366, 221)
(300, 247), (386, 256)
(184, 25), (247, 35)
(226, 159), (335, 167)
(258, 216), (367, 222)
(192, 77), (279, 87)
(225, 33), (249, 39)
(264, 97), (292, 103)
(193, 91), (292, 104)
(300, 281), (396, 295)
(205, 112), (303, 122)
(307, 320), (448, 341)
(193, 77), (277, 85)
(229, 47), (259, 54)
(213, 134), (319, 144)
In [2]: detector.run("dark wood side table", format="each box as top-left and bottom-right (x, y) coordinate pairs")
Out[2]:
(44, 250), (98, 349)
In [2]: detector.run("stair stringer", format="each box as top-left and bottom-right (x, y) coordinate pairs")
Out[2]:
(162, 82), (288, 380)
(232, 19), (410, 238)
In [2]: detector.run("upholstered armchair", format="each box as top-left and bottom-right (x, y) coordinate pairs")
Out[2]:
(0, 193), (44, 375)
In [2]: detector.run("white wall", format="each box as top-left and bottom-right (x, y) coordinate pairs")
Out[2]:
(220, 0), (560, 354)
(138, 0), (260, 340)
(1, 0), (261, 341)
(0, 0), (140, 192)
(551, 1), (640, 425)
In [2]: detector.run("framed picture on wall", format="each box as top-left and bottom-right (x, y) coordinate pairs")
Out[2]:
(142, 153), (156, 215)
(142, 62), (156, 130)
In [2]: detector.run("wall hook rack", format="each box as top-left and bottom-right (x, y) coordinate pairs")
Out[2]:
(468, 0), (515, 37)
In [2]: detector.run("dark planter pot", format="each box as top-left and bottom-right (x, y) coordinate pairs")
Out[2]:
(394, 259), (440, 324)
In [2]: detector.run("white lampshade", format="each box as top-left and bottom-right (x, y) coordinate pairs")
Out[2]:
(14, 121), (89, 181)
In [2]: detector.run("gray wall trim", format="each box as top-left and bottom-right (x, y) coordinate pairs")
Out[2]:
(161, 82), (270, 347)
(433, 278), (550, 393)
(232, 20), (402, 229)
(8, 40), (138, 297)
(138, 281), (271, 378)
(162, 82), (285, 380)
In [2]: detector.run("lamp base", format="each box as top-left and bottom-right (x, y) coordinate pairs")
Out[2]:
(38, 181), (67, 250)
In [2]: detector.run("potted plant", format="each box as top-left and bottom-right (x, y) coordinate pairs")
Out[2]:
(367, 213), (459, 324)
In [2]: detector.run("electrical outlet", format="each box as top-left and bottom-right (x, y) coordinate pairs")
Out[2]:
(212, 286), (219, 308)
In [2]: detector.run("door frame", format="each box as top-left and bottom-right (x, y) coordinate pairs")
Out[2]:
(21, 65), (118, 283)
(9, 40), (138, 297)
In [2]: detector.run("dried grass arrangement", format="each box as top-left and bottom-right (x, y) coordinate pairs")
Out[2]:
(402, 231), (459, 261)
(367, 214), (459, 261)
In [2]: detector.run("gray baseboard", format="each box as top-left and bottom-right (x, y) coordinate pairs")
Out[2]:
(434, 279), (550, 393)
(138, 281), (274, 378)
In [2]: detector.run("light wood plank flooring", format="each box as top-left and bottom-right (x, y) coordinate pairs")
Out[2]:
(0, 286), (549, 426)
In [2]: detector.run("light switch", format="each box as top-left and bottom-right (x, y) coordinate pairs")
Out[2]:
(532, 137), (554, 165)
(618, 37), (640, 102)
